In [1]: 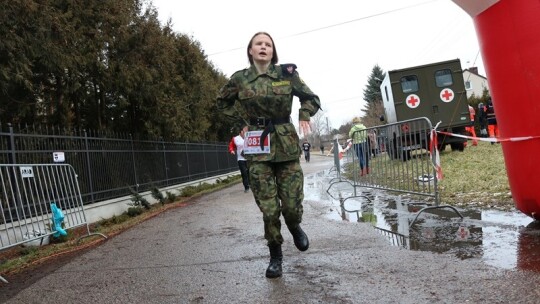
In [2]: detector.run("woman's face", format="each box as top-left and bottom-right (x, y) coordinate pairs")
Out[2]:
(249, 34), (274, 64)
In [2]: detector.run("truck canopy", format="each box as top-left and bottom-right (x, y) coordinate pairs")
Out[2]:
(380, 59), (469, 130)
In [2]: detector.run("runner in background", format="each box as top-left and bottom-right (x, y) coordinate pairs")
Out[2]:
(228, 125), (250, 192)
(302, 140), (311, 162)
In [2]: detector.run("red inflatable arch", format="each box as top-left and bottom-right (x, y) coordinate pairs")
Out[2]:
(453, 0), (540, 219)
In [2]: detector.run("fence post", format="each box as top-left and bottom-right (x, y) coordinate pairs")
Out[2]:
(203, 143), (208, 178)
(83, 129), (95, 204)
(5, 124), (27, 223)
(161, 137), (168, 186)
(185, 142), (191, 181)
(333, 139), (341, 178)
(8, 123), (16, 164)
(130, 134), (139, 191)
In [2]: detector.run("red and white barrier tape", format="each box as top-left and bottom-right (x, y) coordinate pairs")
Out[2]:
(431, 130), (540, 181)
(437, 131), (540, 143)
(430, 128), (443, 180)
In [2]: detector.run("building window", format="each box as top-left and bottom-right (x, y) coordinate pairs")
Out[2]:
(435, 69), (453, 87)
(465, 81), (472, 90)
(400, 75), (418, 93)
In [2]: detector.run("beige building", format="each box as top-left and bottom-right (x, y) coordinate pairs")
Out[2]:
(463, 67), (489, 98)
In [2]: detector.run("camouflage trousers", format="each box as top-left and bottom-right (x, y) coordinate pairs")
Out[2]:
(248, 160), (304, 247)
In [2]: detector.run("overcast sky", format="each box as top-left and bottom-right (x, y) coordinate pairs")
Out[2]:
(151, 0), (484, 129)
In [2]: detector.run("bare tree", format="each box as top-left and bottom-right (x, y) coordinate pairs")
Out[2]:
(309, 111), (328, 146)
(362, 100), (385, 127)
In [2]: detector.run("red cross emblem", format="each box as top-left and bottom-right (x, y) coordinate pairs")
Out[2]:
(422, 227), (435, 239)
(405, 94), (420, 109)
(440, 88), (455, 102)
(456, 226), (470, 240)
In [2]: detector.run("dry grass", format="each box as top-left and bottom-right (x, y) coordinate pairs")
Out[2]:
(437, 140), (514, 210)
(343, 139), (514, 211)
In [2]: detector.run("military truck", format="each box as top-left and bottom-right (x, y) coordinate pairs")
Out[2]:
(379, 59), (470, 159)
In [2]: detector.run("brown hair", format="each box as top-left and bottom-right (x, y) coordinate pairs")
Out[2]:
(247, 32), (278, 65)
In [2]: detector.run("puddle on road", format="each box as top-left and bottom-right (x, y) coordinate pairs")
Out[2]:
(306, 170), (540, 272)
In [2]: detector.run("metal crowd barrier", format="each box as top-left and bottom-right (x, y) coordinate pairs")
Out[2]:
(327, 138), (343, 182)
(327, 117), (462, 226)
(0, 164), (106, 283)
(374, 227), (407, 248)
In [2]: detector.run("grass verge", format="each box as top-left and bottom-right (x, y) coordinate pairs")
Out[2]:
(438, 141), (512, 210)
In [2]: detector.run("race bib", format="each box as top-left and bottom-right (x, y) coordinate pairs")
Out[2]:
(244, 131), (270, 154)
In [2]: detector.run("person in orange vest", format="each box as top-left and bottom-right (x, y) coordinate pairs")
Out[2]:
(467, 105), (478, 146)
(485, 98), (499, 144)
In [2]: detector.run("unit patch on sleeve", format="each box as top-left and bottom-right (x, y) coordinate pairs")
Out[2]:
(281, 63), (297, 75)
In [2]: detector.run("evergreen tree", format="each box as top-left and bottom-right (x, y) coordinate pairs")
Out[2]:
(0, 0), (233, 142)
(467, 87), (491, 109)
(361, 65), (386, 127)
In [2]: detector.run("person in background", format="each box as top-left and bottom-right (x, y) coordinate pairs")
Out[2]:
(485, 98), (499, 144)
(349, 117), (369, 176)
(217, 32), (321, 279)
(477, 102), (488, 137)
(320, 144), (324, 155)
(327, 139), (350, 160)
(327, 143), (336, 156)
(326, 140), (338, 157)
(467, 105), (478, 146)
(228, 125), (250, 193)
(343, 138), (353, 155)
(368, 129), (379, 157)
(302, 140), (311, 162)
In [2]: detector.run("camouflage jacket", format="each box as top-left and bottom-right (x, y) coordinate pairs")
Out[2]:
(217, 64), (321, 162)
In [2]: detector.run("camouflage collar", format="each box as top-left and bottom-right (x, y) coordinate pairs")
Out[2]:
(245, 64), (280, 82)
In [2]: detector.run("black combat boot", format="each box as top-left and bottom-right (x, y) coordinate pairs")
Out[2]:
(289, 225), (309, 251)
(265, 245), (282, 278)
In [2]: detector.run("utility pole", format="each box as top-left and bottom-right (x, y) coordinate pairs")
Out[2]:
(326, 117), (329, 135)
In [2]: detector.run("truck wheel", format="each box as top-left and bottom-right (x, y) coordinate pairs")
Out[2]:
(387, 139), (399, 160)
(450, 143), (466, 151)
(400, 150), (411, 162)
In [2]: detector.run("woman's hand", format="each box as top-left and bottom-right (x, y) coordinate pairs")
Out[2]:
(299, 120), (311, 136)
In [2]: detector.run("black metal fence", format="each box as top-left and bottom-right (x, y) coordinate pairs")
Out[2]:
(0, 124), (238, 206)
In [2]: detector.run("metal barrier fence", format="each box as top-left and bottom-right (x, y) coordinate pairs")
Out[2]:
(328, 117), (462, 224)
(0, 164), (106, 283)
(348, 117), (439, 201)
(0, 124), (238, 206)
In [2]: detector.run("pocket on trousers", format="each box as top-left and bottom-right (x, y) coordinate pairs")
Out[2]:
(249, 165), (276, 201)
(276, 124), (300, 156)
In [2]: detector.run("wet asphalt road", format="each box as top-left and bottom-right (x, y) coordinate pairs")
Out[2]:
(2, 155), (540, 303)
